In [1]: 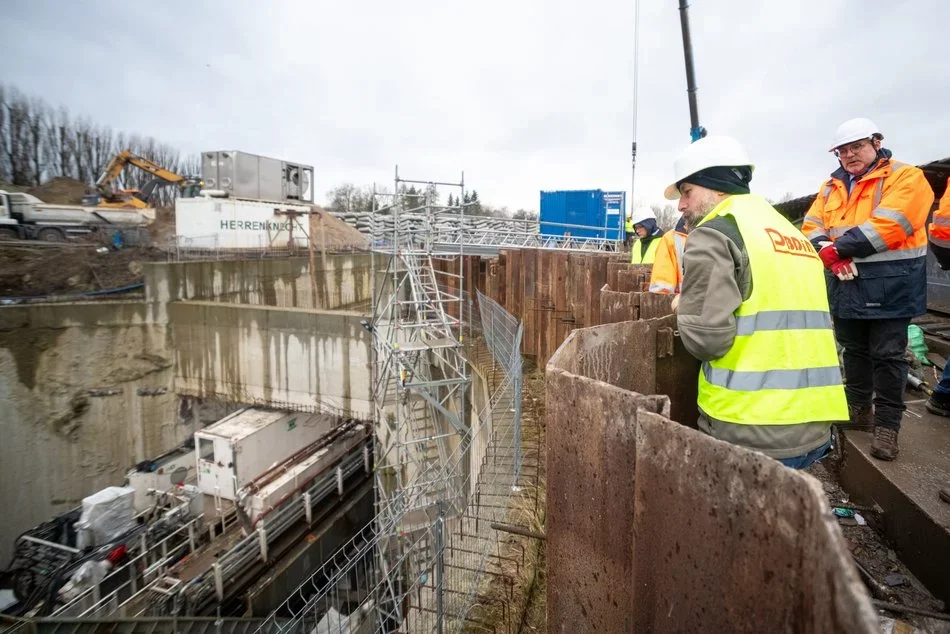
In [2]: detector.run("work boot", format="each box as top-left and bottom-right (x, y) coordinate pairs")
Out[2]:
(926, 391), (950, 418)
(870, 426), (900, 461)
(842, 403), (874, 431)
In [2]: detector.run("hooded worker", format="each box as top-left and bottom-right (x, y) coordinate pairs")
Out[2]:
(629, 206), (663, 264)
(801, 118), (934, 462)
(670, 135), (847, 469)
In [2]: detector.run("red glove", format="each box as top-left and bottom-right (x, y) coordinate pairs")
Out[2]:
(817, 242), (859, 281)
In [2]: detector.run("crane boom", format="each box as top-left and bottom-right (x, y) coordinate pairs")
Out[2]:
(678, 0), (707, 142)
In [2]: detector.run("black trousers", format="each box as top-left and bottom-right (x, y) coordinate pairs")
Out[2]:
(833, 316), (909, 430)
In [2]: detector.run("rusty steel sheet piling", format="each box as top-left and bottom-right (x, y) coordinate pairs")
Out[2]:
(545, 319), (879, 633)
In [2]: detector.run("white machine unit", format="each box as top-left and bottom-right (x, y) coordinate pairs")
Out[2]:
(125, 446), (197, 513)
(174, 197), (313, 250)
(195, 408), (336, 501)
(239, 424), (368, 524)
(201, 150), (314, 204)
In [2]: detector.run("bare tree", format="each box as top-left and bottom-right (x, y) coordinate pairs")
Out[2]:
(651, 203), (680, 231)
(45, 106), (74, 179)
(2, 87), (34, 186)
(27, 97), (46, 185)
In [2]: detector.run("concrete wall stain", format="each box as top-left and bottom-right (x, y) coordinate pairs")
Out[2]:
(0, 327), (63, 389)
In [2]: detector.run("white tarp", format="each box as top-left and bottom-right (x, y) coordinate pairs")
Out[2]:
(75, 486), (135, 548)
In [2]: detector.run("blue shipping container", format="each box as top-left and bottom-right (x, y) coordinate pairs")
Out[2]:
(539, 189), (626, 240)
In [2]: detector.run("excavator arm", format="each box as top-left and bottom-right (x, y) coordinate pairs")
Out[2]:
(95, 150), (201, 208)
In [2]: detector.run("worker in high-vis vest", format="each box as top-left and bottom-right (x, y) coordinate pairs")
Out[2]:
(667, 135), (847, 469)
(927, 179), (950, 417)
(649, 215), (688, 294)
(624, 211), (636, 248)
(629, 206), (663, 264)
(801, 118), (933, 461)
(926, 179), (950, 507)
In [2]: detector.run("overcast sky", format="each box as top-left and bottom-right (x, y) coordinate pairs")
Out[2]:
(2, 0), (947, 211)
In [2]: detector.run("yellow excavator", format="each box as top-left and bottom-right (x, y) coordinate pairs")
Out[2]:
(91, 150), (203, 209)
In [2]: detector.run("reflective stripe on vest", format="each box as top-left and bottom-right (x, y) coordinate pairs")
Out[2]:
(631, 237), (660, 264)
(673, 232), (686, 280)
(694, 194), (848, 425)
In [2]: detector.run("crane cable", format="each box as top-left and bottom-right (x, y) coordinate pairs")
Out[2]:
(630, 0), (641, 210)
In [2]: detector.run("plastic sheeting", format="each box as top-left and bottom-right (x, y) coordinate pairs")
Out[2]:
(76, 487), (135, 548)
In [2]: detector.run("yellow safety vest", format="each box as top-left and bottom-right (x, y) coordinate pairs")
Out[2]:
(631, 237), (660, 264)
(625, 219), (635, 235)
(695, 194), (847, 425)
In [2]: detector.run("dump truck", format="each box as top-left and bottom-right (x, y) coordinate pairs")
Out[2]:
(0, 190), (150, 241)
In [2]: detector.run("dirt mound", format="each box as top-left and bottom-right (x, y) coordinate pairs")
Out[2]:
(27, 177), (89, 205)
(311, 206), (368, 250)
(0, 244), (165, 298)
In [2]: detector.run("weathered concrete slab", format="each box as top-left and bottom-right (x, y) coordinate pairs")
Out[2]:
(170, 301), (372, 418)
(840, 396), (950, 606)
(633, 411), (878, 633)
(545, 367), (669, 633)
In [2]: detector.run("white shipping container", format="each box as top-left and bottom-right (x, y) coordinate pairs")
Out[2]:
(175, 197), (312, 249)
(240, 425), (368, 524)
(196, 408), (336, 501)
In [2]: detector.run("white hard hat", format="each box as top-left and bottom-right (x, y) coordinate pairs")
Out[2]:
(629, 206), (655, 225)
(664, 135), (755, 200)
(829, 117), (882, 152)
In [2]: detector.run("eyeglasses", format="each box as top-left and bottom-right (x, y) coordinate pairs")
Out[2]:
(833, 139), (871, 157)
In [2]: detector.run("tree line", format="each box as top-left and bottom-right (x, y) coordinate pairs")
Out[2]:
(326, 182), (538, 221)
(0, 83), (199, 205)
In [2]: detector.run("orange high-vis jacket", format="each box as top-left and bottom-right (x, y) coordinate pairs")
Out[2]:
(928, 178), (950, 269)
(801, 153), (933, 318)
(649, 222), (687, 294)
(929, 177), (950, 246)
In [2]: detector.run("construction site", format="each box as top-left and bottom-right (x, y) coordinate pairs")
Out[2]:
(0, 145), (947, 633)
(3, 2), (950, 633)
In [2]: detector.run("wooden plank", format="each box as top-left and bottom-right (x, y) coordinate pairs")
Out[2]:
(536, 250), (552, 368)
(655, 330), (701, 428)
(568, 254), (588, 328)
(509, 249), (524, 323)
(586, 255), (609, 326)
(616, 269), (637, 293)
(551, 251), (571, 362)
(523, 249), (538, 357)
(498, 250), (510, 311)
(639, 292), (674, 320)
(600, 290), (640, 323)
(607, 261), (620, 291)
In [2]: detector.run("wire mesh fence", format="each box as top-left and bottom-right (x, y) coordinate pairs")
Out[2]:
(252, 289), (524, 634)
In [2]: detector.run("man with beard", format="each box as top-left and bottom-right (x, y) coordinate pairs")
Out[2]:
(669, 135), (848, 469)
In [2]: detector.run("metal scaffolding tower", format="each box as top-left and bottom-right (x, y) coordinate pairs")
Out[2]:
(369, 167), (472, 628)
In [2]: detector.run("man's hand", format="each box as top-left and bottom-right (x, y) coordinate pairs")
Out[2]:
(817, 241), (859, 281)
(671, 294), (680, 313)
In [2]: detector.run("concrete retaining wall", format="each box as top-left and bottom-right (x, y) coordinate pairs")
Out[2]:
(144, 254), (372, 319)
(170, 301), (373, 419)
(0, 302), (182, 565)
(545, 317), (879, 633)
